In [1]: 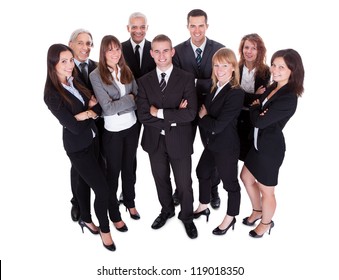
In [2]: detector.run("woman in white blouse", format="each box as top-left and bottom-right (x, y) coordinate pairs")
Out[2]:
(90, 35), (140, 232)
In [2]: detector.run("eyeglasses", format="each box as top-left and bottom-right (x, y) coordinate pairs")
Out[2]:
(76, 41), (93, 47)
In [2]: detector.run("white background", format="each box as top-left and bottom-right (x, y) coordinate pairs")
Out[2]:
(1, 0), (338, 279)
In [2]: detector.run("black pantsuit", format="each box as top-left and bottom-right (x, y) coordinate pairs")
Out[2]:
(44, 81), (111, 233)
(103, 123), (139, 222)
(67, 137), (110, 232)
(196, 149), (240, 216)
(197, 83), (244, 216)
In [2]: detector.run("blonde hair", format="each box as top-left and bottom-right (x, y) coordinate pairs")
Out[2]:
(211, 47), (240, 92)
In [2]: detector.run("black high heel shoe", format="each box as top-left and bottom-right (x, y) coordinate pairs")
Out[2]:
(212, 217), (236, 235)
(114, 221), (128, 232)
(78, 220), (99, 235)
(99, 231), (116, 251)
(242, 209), (262, 226)
(249, 221), (274, 238)
(126, 207), (140, 220)
(193, 208), (210, 222)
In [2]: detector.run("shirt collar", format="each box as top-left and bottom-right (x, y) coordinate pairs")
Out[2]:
(74, 59), (89, 68)
(190, 38), (207, 53)
(130, 39), (145, 50)
(156, 65), (173, 81)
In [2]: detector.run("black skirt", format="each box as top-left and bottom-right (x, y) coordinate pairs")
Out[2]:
(244, 146), (285, 186)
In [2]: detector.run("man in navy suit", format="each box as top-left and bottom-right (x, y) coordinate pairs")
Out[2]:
(136, 34), (198, 239)
(172, 9), (225, 209)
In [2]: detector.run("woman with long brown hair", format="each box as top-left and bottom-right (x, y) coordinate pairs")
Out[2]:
(44, 43), (115, 251)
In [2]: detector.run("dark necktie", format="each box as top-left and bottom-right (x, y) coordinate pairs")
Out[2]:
(135, 45), (141, 69)
(196, 48), (202, 68)
(159, 73), (167, 91)
(80, 62), (88, 84)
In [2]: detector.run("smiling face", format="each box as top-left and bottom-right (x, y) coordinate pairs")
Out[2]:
(151, 40), (175, 72)
(105, 43), (122, 68)
(69, 32), (93, 62)
(127, 16), (148, 44)
(213, 59), (234, 86)
(187, 15), (208, 47)
(243, 39), (258, 65)
(55, 50), (74, 83)
(270, 57), (291, 86)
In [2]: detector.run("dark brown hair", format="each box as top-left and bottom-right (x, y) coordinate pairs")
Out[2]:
(98, 35), (133, 85)
(44, 43), (92, 105)
(271, 49), (305, 96)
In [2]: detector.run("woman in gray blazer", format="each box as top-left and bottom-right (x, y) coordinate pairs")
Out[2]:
(90, 35), (140, 232)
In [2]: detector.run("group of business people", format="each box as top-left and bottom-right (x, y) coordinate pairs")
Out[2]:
(44, 9), (305, 251)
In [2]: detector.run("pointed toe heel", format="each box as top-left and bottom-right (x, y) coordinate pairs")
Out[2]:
(193, 208), (210, 222)
(212, 218), (236, 235)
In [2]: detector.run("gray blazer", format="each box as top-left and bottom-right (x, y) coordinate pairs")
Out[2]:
(89, 68), (138, 116)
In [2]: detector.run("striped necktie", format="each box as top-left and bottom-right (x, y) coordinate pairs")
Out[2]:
(196, 48), (202, 68)
(159, 73), (167, 91)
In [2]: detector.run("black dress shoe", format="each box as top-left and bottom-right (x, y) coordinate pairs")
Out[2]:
(183, 221), (198, 239)
(210, 193), (221, 209)
(151, 212), (175, 229)
(172, 191), (180, 206)
(71, 205), (80, 222)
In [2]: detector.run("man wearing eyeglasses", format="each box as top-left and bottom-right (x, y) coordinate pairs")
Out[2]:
(67, 29), (104, 223)
(69, 29), (97, 90)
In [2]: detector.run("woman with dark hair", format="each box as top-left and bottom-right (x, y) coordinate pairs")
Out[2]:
(90, 35), (140, 231)
(237, 33), (271, 162)
(44, 44), (116, 251)
(240, 49), (305, 238)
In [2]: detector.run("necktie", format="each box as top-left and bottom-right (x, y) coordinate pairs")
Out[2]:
(196, 48), (202, 68)
(80, 62), (88, 84)
(159, 73), (167, 91)
(135, 45), (141, 69)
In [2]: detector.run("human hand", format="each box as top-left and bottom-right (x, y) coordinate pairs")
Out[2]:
(150, 105), (158, 117)
(260, 108), (268, 116)
(251, 99), (260, 106)
(256, 85), (266, 94)
(199, 104), (207, 118)
(179, 99), (188, 109)
(88, 95), (98, 108)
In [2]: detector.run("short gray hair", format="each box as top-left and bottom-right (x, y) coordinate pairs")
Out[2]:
(69, 28), (94, 46)
(128, 12), (147, 26)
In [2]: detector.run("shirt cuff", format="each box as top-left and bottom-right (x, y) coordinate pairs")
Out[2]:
(157, 108), (164, 119)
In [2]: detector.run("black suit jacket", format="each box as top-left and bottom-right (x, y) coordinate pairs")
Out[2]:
(44, 83), (102, 153)
(122, 39), (156, 80)
(250, 84), (297, 156)
(173, 38), (224, 106)
(199, 83), (244, 152)
(136, 67), (197, 159)
(75, 59), (97, 90)
(239, 64), (270, 108)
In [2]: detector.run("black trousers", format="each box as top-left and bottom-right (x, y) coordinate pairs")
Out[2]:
(67, 137), (110, 233)
(70, 117), (106, 207)
(149, 136), (194, 223)
(196, 148), (241, 216)
(103, 123), (139, 222)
